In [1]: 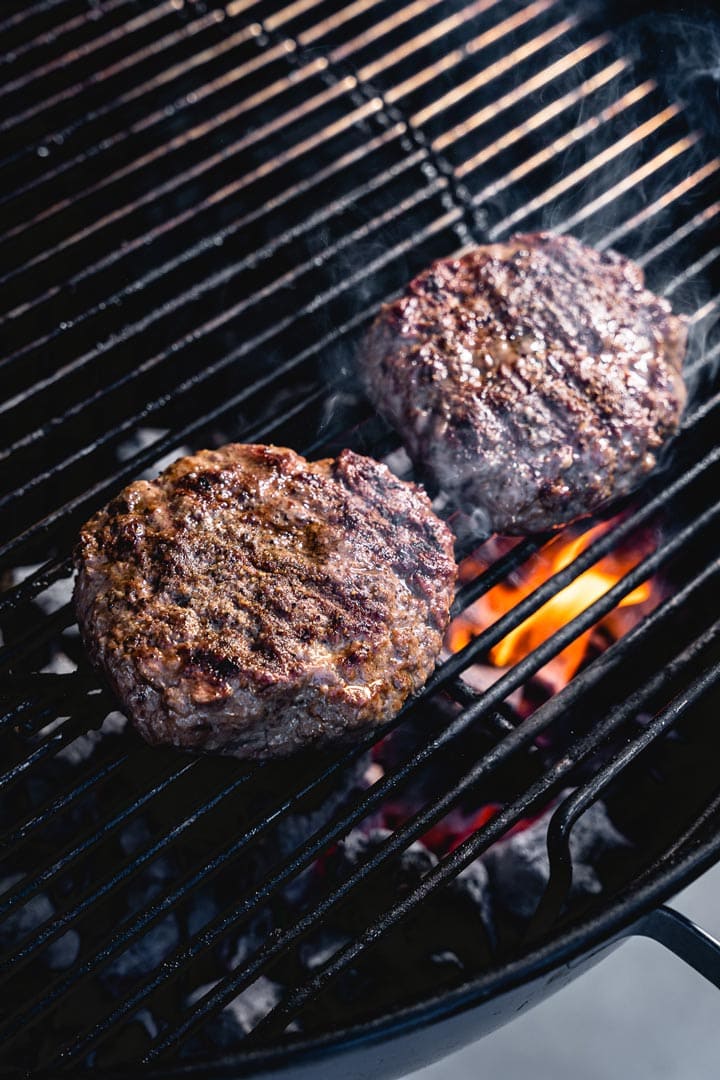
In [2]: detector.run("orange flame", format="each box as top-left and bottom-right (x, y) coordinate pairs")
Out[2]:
(447, 520), (659, 695)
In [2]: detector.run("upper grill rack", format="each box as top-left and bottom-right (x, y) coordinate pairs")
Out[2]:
(1, 0), (720, 1073)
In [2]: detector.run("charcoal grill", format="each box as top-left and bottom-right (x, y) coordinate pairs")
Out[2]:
(1, 0), (720, 1076)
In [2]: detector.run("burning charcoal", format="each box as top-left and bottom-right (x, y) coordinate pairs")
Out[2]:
(40, 649), (77, 675)
(9, 565), (74, 615)
(298, 928), (351, 973)
(103, 830), (180, 984)
(483, 794), (630, 921)
(339, 827), (437, 886)
(253, 753), (372, 910)
(118, 816), (157, 859)
(180, 976), (284, 1057)
(447, 861), (495, 948)
(293, 828), (493, 1032)
(274, 757), (369, 861)
(0, 873), (80, 971)
(222, 908), (275, 973)
(115, 426), (191, 481)
(87, 1009), (160, 1069)
(104, 916), (180, 983)
(185, 886), (221, 938)
(57, 710), (127, 766)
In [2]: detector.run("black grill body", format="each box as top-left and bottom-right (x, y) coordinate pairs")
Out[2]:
(1, 0), (720, 1076)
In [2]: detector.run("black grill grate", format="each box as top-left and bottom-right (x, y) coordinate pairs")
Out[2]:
(1, 0), (720, 1073)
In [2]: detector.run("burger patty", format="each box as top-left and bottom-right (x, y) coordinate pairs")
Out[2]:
(74, 444), (457, 759)
(360, 232), (687, 534)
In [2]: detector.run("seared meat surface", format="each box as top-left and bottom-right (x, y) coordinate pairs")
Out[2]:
(74, 444), (456, 759)
(361, 232), (687, 534)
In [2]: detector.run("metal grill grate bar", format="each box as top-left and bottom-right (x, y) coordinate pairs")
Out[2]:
(665, 245), (720, 298)
(488, 104), (686, 237)
(0, 753), (128, 854)
(408, 9), (573, 126)
(80, 531), (720, 1062)
(0, 98), (392, 388)
(245, 651), (720, 1049)
(636, 201), (720, 269)
(0, 0), (141, 77)
(9, 545), (718, 1057)
(282, 0), (387, 39)
(528, 624), (720, 936)
(0, 1), (538, 330)
(0, 213), (459, 564)
(2, 401), (716, 1049)
(2, 133), (712, 565)
(31, 477), (720, 1063)
(1, 3), (719, 1069)
(0, 13), (251, 146)
(599, 159), (720, 251)
(353, 0), (502, 81)
(0, 0), (179, 103)
(553, 135), (705, 238)
(0, 136), (425, 441)
(329, 0), (452, 62)
(468, 78), (658, 206)
(0, 0), (496, 243)
(0, 28), (607, 425)
(689, 296), (720, 329)
(0, 168), (439, 477)
(0, 16), (660, 432)
(0, 0), (79, 36)
(446, 40), (619, 164)
(0, 68), (353, 296)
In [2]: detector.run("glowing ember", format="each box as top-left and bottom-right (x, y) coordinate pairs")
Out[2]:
(447, 519), (660, 697)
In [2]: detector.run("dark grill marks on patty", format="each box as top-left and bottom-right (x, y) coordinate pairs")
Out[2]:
(74, 444), (457, 759)
(360, 232), (687, 535)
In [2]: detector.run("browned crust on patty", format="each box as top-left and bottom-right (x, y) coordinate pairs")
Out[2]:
(360, 232), (687, 534)
(73, 444), (457, 759)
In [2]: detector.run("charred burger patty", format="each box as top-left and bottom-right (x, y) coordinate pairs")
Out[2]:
(360, 232), (687, 534)
(74, 444), (457, 759)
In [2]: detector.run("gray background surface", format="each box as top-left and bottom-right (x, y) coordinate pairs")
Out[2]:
(410, 863), (720, 1079)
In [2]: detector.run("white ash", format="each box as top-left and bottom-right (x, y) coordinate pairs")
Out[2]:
(185, 886), (221, 938)
(9, 565), (74, 615)
(132, 1008), (158, 1039)
(0, 873), (80, 971)
(35, 716), (67, 741)
(115, 426), (192, 480)
(483, 793), (630, 921)
(40, 649), (77, 675)
(186, 976), (284, 1046)
(223, 908), (274, 973)
(274, 754), (371, 862)
(104, 911), (180, 983)
(85, 1007), (159, 1069)
(56, 710), (127, 766)
(341, 827), (437, 882)
(299, 928), (351, 972)
(104, 826), (180, 983)
(296, 828), (493, 978)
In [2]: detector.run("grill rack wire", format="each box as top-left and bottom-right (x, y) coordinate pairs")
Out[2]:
(1, 0), (720, 1072)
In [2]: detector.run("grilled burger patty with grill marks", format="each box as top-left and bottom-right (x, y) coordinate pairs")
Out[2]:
(74, 444), (457, 759)
(360, 232), (687, 535)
